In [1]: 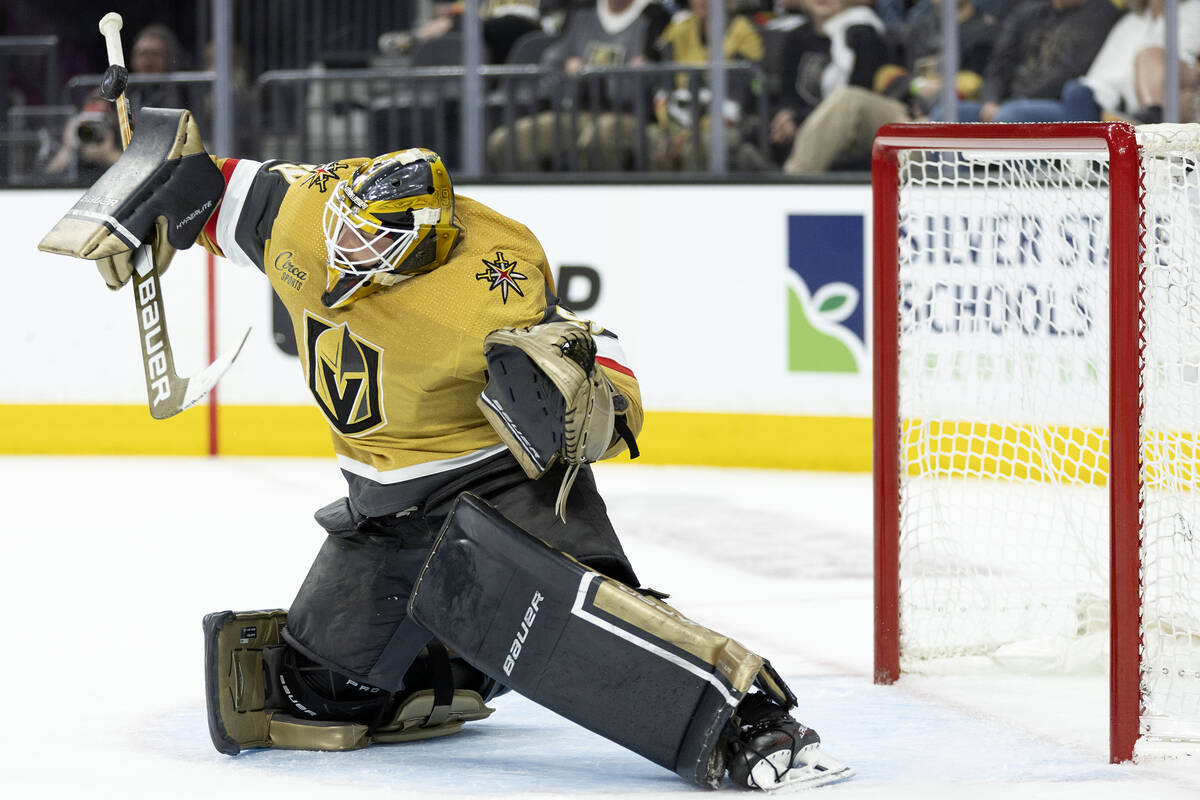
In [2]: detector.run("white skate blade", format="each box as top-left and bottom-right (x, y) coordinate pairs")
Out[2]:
(746, 742), (854, 791)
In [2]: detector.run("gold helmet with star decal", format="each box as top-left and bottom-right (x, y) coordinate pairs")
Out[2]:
(320, 147), (461, 308)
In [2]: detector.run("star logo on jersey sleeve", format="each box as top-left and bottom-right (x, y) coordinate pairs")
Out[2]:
(301, 161), (348, 192)
(269, 161), (348, 192)
(476, 252), (528, 303)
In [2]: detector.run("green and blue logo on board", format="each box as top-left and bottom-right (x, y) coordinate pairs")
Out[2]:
(786, 214), (867, 374)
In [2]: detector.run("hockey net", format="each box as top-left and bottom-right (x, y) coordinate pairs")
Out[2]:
(872, 123), (1200, 762)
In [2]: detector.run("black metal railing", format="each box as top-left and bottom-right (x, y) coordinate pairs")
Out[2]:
(0, 36), (61, 184)
(252, 62), (769, 176)
(197, 0), (415, 78)
(7, 62), (774, 185)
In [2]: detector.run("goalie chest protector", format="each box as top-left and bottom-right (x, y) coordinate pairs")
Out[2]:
(408, 494), (763, 786)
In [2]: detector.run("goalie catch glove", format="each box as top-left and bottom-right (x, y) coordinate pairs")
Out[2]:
(93, 215), (176, 290)
(38, 108), (225, 289)
(477, 321), (639, 520)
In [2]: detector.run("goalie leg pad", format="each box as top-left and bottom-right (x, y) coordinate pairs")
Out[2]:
(283, 498), (438, 692)
(407, 494), (767, 787)
(203, 610), (493, 755)
(203, 609), (364, 755)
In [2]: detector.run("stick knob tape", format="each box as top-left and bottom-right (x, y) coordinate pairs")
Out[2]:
(98, 12), (126, 68)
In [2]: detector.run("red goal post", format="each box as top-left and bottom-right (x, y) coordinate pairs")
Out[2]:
(870, 122), (1198, 765)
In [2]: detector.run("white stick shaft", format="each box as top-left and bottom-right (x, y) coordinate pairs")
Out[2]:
(98, 12), (126, 68)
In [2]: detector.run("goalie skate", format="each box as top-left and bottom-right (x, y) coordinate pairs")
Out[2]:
(740, 740), (853, 791)
(726, 695), (854, 791)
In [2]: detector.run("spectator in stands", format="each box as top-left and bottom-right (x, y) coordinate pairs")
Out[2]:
(125, 23), (190, 109)
(481, 0), (564, 62)
(1114, 0), (1200, 122)
(762, 0), (889, 169)
(378, 1), (567, 64)
(43, 90), (122, 183)
(932, 0), (1120, 122)
(650, 0), (765, 170)
(43, 23), (188, 185)
(986, 0), (1200, 122)
(486, 0), (673, 172)
(880, 0), (1011, 29)
(1083, 0), (1200, 122)
(1134, 45), (1200, 123)
(764, 0), (811, 29)
(874, 0), (913, 26)
(754, 0), (807, 136)
(780, 0), (995, 172)
(889, 0), (996, 114)
(758, 0), (907, 171)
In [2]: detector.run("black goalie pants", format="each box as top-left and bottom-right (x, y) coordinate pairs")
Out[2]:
(283, 460), (639, 692)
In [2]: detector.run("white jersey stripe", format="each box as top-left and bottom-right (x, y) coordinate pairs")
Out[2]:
(213, 159), (263, 269)
(336, 444), (508, 485)
(595, 335), (633, 373)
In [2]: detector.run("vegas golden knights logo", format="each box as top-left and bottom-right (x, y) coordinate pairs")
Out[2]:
(304, 312), (386, 436)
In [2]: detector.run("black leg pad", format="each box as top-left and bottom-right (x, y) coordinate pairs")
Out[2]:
(408, 494), (766, 787)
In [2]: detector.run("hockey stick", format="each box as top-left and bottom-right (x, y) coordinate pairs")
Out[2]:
(98, 12), (250, 420)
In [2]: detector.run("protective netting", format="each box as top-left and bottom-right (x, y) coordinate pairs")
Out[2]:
(893, 125), (1200, 745)
(1137, 125), (1200, 742)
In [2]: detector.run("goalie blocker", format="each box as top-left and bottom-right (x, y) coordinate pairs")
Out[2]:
(408, 494), (804, 788)
(38, 107), (224, 288)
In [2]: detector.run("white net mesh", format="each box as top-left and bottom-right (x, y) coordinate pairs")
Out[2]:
(892, 125), (1200, 745)
(1137, 125), (1200, 742)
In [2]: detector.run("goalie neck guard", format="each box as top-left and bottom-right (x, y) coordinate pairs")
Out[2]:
(320, 147), (461, 309)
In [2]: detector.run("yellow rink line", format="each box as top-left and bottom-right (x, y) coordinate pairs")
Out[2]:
(0, 405), (874, 472)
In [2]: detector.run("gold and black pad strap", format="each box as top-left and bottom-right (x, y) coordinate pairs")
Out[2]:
(421, 641), (457, 728)
(408, 494), (764, 788)
(372, 689), (494, 742)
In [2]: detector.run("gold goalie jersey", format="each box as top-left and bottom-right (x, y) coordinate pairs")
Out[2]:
(196, 157), (642, 516)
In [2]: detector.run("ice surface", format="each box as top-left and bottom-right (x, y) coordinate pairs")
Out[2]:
(0, 457), (1196, 799)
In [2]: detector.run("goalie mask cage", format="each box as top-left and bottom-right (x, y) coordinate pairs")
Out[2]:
(872, 122), (1200, 764)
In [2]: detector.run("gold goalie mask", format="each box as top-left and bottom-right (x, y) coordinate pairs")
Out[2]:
(321, 147), (461, 308)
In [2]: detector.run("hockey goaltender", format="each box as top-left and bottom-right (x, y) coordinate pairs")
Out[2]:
(38, 107), (853, 791)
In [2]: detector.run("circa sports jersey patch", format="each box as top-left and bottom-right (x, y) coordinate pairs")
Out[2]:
(476, 252), (528, 303)
(269, 161), (348, 192)
(303, 311), (386, 437)
(272, 251), (308, 291)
